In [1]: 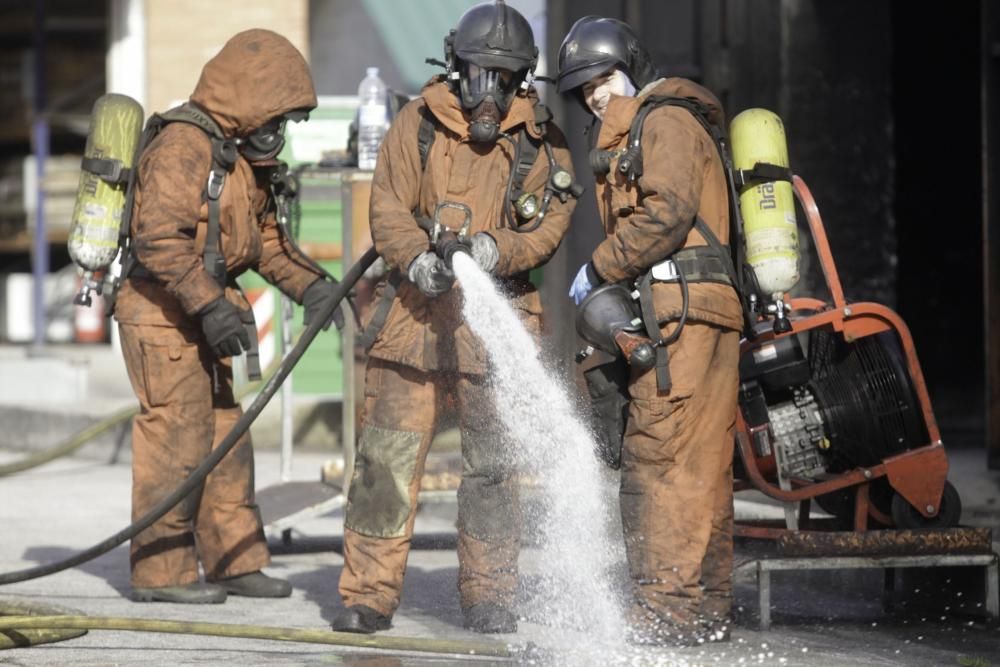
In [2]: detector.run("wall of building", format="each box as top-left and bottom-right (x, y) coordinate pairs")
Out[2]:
(144, 0), (309, 114)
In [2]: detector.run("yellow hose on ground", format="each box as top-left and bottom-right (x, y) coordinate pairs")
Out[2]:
(0, 600), (87, 649)
(0, 613), (516, 658)
(0, 342), (293, 478)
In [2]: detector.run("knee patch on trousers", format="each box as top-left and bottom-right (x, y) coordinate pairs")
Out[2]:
(345, 424), (423, 538)
(457, 428), (518, 541)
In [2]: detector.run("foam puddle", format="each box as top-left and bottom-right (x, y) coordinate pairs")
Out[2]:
(452, 253), (627, 660)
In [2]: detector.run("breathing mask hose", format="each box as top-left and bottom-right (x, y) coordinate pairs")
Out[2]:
(660, 268), (690, 347)
(499, 132), (520, 230)
(0, 247), (378, 586)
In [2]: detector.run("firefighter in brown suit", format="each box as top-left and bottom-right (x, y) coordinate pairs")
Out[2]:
(114, 29), (343, 603)
(332, 1), (577, 635)
(558, 17), (741, 645)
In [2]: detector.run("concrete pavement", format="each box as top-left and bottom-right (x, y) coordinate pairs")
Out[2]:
(1, 445), (998, 666)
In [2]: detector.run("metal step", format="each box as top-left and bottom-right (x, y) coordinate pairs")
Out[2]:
(257, 480), (345, 533)
(256, 478), (460, 536)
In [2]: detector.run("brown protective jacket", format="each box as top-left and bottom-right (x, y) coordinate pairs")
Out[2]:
(590, 78), (743, 331)
(115, 29), (323, 327)
(365, 77), (576, 373)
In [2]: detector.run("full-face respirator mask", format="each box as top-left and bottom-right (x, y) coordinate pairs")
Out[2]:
(239, 109), (309, 163)
(458, 62), (519, 144)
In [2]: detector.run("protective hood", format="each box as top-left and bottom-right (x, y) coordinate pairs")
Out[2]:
(189, 29), (317, 138)
(597, 77), (725, 150)
(420, 76), (543, 141)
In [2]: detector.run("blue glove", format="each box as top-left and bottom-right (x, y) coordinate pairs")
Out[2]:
(569, 262), (601, 305)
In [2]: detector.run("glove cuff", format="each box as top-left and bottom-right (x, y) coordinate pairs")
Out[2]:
(586, 262), (605, 286)
(197, 295), (228, 317)
(302, 277), (326, 301)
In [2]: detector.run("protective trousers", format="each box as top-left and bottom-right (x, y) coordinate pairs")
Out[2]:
(620, 321), (738, 627)
(338, 358), (518, 617)
(119, 323), (269, 588)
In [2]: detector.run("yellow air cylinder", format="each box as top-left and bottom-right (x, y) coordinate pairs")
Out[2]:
(68, 93), (144, 272)
(729, 108), (800, 300)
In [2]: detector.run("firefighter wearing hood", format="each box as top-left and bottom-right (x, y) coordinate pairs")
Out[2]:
(114, 29), (343, 603)
(558, 17), (742, 646)
(332, 1), (576, 636)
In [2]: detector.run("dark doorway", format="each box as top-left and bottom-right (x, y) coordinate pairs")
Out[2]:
(891, 1), (984, 445)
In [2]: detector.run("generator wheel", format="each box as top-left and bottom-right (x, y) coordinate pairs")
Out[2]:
(815, 480), (894, 526)
(890, 480), (962, 529)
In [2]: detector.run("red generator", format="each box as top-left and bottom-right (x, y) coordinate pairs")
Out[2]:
(733, 175), (959, 534)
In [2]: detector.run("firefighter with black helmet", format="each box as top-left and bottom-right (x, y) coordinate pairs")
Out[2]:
(331, 0), (577, 636)
(559, 16), (742, 646)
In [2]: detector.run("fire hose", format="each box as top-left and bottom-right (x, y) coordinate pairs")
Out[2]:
(0, 605), (516, 658)
(0, 247), (523, 658)
(0, 247), (375, 587)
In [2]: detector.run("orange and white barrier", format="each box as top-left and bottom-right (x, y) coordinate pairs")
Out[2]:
(245, 287), (277, 371)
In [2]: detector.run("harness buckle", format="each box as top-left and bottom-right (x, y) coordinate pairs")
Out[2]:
(650, 258), (679, 282)
(206, 170), (225, 200)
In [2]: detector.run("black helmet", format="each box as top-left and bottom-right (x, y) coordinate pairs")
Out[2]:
(556, 16), (656, 94)
(445, 0), (538, 111)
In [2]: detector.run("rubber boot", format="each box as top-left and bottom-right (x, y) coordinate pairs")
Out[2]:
(215, 571), (292, 598)
(463, 602), (517, 634)
(132, 582), (226, 604)
(330, 605), (392, 634)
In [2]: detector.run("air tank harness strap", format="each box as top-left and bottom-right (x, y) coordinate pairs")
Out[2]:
(80, 157), (131, 186)
(651, 246), (734, 286)
(734, 162), (793, 189)
(202, 139), (260, 381)
(415, 104), (551, 232)
(359, 270), (403, 351)
(636, 265), (689, 394)
(636, 215), (735, 393)
(203, 138), (238, 288)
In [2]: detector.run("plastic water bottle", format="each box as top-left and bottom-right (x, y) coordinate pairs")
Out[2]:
(357, 67), (387, 170)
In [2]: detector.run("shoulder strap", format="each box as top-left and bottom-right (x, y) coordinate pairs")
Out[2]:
(158, 105), (236, 287)
(629, 95), (764, 336)
(202, 136), (238, 287)
(105, 115), (169, 314)
(512, 128), (540, 195)
(157, 104), (226, 141)
(417, 105), (436, 173)
(359, 270), (403, 350)
(120, 106), (237, 289)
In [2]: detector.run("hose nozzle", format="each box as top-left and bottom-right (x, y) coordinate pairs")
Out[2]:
(428, 201), (474, 269)
(435, 229), (472, 269)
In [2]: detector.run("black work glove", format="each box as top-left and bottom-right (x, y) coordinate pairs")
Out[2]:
(302, 278), (346, 331)
(199, 297), (250, 358)
(408, 251), (454, 297)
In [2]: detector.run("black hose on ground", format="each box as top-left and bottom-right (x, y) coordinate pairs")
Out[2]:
(0, 247), (378, 586)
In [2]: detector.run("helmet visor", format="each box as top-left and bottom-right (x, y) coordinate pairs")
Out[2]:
(459, 62), (518, 112)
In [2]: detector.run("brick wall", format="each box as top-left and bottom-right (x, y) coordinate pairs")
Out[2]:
(144, 0), (308, 114)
